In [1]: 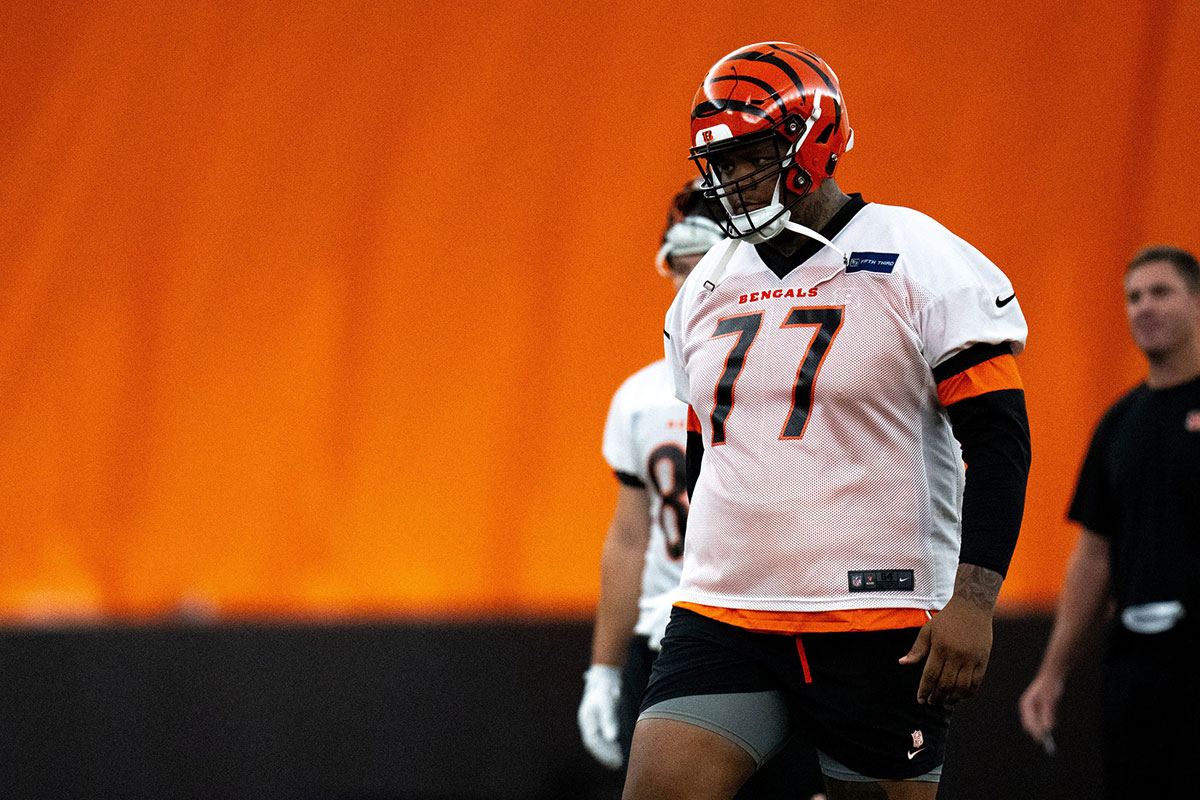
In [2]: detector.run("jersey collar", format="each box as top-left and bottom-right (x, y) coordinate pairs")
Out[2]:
(755, 193), (867, 279)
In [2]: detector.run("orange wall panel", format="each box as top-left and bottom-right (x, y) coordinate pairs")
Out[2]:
(2, 0), (1197, 621)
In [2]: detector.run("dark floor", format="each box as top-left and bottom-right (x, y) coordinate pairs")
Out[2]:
(0, 614), (1103, 799)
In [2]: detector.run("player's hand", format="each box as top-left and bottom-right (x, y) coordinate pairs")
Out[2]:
(577, 664), (624, 769)
(1018, 671), (1064, 744)
(898, 597), (993, 706)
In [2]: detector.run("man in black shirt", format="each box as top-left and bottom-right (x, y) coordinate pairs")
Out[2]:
(1019, 245), (1200, 798)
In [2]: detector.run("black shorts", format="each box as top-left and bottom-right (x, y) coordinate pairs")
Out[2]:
(640, 606), (951, 780)
(617, 636), (657, 757)
(621, 634), (826, 799)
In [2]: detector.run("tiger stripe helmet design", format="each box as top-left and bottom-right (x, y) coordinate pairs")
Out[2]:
(689, 42), (854, 243)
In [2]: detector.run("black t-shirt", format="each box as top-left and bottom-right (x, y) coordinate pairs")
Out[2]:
(1069, 375), (1200, 614)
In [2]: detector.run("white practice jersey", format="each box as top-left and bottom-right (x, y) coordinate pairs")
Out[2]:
(663, 201), (1028, 614)
(602, 360), (688, 648)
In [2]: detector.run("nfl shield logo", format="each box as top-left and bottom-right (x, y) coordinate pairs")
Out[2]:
(911, 730), (924, 748)
(851, 574), (863, 588)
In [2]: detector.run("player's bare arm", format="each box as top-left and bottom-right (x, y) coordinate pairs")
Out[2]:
(1018, 528), (1111, 742)
(951, 562), (1004, 611)
(580, 484), (654, 769)
(590, 485), (654, 667)
(900, 563), (1002, 707)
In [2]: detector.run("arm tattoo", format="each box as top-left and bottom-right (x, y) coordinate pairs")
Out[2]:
(955, 563), (1004, 611)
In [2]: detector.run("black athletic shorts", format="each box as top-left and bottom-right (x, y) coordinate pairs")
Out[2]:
(640, 606), (951, 780)
(617, 635), (657, 757)
(622, 633), (827, 799)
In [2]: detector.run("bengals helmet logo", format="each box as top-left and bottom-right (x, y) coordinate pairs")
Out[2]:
(702, 129), (714, 143)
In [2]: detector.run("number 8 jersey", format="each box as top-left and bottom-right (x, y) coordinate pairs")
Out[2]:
(663, 200), (1028, 616)
(602, 360), (690, 648)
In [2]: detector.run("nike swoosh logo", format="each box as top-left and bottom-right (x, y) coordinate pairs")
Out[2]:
(907, 747), (927, 760)
(995, 293), (1016, 307)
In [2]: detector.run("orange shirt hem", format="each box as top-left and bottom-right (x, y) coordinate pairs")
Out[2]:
(675, 601), (933, 634)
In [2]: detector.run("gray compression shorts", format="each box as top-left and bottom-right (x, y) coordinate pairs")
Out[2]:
(639, 690), (942, 782)
(638, 690), (790, 767)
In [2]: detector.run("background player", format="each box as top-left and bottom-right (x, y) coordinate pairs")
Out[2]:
(578, 182), (723, 769)
(580, 181), (827, 799)
(624, 42), (1031, 800)
(1018, 245), (1199, 798)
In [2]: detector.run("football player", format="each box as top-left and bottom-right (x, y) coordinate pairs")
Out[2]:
(623, 43), (1031, 800)
(580, 182), (827, 800)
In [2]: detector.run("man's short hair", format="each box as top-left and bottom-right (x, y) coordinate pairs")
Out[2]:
(1127, 245), (1200, 293)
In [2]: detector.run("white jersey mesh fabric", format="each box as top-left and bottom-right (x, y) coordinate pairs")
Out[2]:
(602, 360), (688, 646)
(663, 202), (1027, 613)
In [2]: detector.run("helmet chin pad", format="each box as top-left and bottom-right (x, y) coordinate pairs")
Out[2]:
(727, 204), (790, 243)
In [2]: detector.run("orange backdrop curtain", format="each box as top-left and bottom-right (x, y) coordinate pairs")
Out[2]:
(2, 0), (1197, 621)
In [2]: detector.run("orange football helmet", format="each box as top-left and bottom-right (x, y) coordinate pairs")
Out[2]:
(689, 42), (854, 243)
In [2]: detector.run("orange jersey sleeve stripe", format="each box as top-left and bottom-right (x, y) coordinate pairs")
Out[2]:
(936, 354), (1023, 407)
(686, 405), (702, 433)
(675, 602), (931, 634)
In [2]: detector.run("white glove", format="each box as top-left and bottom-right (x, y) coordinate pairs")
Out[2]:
(577, 664), (624, 769)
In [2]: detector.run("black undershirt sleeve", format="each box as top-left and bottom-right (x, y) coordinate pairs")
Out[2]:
(947, 388), (1032, 577)
(686, 430), (704, 502)
(931, 342), (1012, 383)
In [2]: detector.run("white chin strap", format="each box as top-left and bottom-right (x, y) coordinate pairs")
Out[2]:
(724, 186), (849, 266)
(729, 197), (789, 244)
(781, 219), (849, 266)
